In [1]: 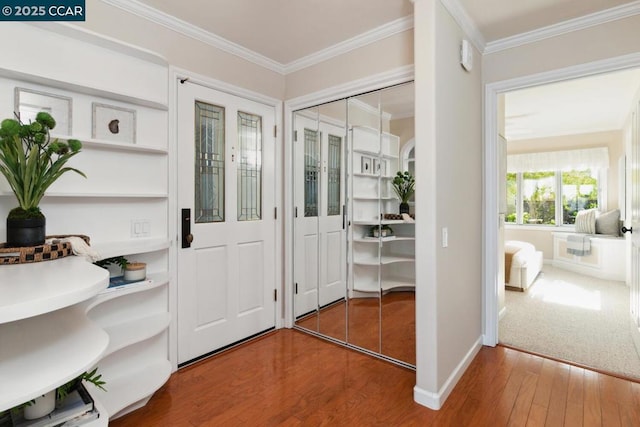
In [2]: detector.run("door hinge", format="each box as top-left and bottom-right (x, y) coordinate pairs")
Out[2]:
(295, 206), (298, 218)
(274, 207), (277, 220)
(295, 283), (298, 294)
(294, 130), (298, 142)
(274, 125), (277, 138)
(274, 289), (278, 301)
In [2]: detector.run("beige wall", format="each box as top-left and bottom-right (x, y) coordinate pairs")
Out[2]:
(414, 0), (483, 402)
(285, 30), (414, 100)
(77, 0), (285, 99)
(505, 228), (554, 260)
(508, 130), (625, 211)
(484, 15), (640, 84)
(391, 117), (415, 151)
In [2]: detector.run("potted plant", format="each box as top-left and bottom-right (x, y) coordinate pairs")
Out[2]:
(0, 112), (85, 246)
(392, 171), (415, 214)
(9, 367), (106, 421)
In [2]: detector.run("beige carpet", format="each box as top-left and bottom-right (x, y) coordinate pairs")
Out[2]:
(499, 265), (640, 379)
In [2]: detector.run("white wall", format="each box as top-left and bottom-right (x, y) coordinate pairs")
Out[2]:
(414, 0), (483, 409)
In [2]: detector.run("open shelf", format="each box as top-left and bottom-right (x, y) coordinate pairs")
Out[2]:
(102, 312), (171, 358)
(0, 257), (108, 324)
(354, 236), (415, 243)
(354, 255), (415, 266)
(57, 136), (168, 155)
(0, 305), (109, 411)
(88, 359), (171, 418)
(0, 191), (170, 199)
(353, 219), (415, 226)
(92, 238), (171, 260)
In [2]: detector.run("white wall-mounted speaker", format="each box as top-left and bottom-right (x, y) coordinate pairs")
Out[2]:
(460, 39), (473, 72)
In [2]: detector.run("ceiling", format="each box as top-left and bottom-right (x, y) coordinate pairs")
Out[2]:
(132, 0), (640, 137)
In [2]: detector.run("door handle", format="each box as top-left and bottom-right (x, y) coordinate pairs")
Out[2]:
(622, 226), (633, 234)
(182, 208), (193, 248)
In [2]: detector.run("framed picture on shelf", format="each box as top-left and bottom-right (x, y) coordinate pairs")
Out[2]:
(361, 156), (372, 174)
(380, 159), (387, 176)
(92, 102), (136, 143)
(14, 88), (72, 135)
(372, 158), (380, 175)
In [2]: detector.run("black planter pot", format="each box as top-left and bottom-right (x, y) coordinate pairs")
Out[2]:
(6, 216), (46, 247)
(399, 202), (410, 215)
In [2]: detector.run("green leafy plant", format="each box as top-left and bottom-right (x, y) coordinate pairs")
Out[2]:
(392, 171), (415, 203)
(0, 112), (85, 219)
(57, 367), (106, 402)
(94, 256), (129, 271)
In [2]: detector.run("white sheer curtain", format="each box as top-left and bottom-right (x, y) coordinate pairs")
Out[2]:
(507, 147), (609, 173)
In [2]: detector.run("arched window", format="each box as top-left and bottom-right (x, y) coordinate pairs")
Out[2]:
(400, 138), (415, 203)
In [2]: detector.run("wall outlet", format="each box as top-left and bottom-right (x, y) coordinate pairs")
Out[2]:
(131, 219), (150, 238)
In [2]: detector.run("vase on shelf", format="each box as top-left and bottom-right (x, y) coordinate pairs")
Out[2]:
(23, 390), (55, 420)
(399, 202), (410, 215)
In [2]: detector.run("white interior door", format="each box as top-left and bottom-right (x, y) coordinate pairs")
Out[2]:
(177, 82), (276, 365)
(630, 104), (640, 353)
(294, 115), (346, 318)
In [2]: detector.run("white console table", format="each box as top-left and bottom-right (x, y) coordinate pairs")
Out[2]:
(552, 232), (626, 281)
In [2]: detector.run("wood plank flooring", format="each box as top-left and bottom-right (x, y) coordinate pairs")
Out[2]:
(110, 330), (640, 426)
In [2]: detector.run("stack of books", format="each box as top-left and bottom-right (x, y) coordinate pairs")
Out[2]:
(11, 383), (99, 427)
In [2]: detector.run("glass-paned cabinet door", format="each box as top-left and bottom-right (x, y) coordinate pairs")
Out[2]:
(327, 134), (342, 216)
(304, 128), (320, 217)
(195, 101), (225, 223)
(237, 111), (262, 221)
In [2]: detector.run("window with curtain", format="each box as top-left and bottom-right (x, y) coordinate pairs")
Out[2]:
(505, 148), (607, 226)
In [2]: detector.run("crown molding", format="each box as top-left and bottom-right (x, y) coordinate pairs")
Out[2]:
(283, 16), (414, 74)
(100, 0), (285, 74)
(100, 0), (414, 76)
(439, 0), (486, 53)
(485, 0), (640, 54)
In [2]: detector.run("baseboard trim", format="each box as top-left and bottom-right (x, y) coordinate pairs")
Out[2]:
(413, 336), (483, 410)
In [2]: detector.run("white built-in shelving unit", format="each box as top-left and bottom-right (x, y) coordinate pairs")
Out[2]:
(349, 126), (415, 295)
(0, 23), (171, 422)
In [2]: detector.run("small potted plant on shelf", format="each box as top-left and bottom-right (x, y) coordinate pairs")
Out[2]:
(392, 170), (415, 214)
(0, 112), (85, 247)
(7, 367), (106, 421)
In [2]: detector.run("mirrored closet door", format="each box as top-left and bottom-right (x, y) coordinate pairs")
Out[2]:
(293, 82), (415, 367)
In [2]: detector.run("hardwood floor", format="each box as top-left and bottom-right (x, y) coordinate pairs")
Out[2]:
(110, 329), (640, 426)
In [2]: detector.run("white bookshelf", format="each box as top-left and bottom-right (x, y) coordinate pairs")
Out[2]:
(0, 23), (172, 421)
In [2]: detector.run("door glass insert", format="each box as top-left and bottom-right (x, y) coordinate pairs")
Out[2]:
(327, 134), (342, 216)
(195, 101), (225, 223)
(304, 128), (319, 217)
(237, 111), (263, 221)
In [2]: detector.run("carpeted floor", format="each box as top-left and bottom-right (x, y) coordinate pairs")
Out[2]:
(499, 265), (640, 379)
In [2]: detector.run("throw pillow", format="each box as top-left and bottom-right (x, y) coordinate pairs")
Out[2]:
(595, 209), (621, 236)
(575, 209), (597, 234)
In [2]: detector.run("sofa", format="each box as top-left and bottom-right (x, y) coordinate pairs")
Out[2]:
(505, 240), (543, 291)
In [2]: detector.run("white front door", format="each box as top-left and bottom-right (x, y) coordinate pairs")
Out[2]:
(293, 115), (346, 318)
(177, 82), (276, 365)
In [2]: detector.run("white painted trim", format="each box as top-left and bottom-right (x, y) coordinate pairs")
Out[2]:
(485, 0), (640, 54)
(173, 67), (281, 108)
(100, 0), (285, 74)
(287, 65), (414, 111)
(167, 66), (179, 373)
(30, 22), (168, 65)
(413, 337), (482, 410)
(439, 0), (486, 53)
(483, 52), (640, 349)
(99, 0), (414, 75)
(284, 16), (414, 74)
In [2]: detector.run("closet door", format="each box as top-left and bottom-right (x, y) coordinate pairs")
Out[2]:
(293, 101), (347, 342)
